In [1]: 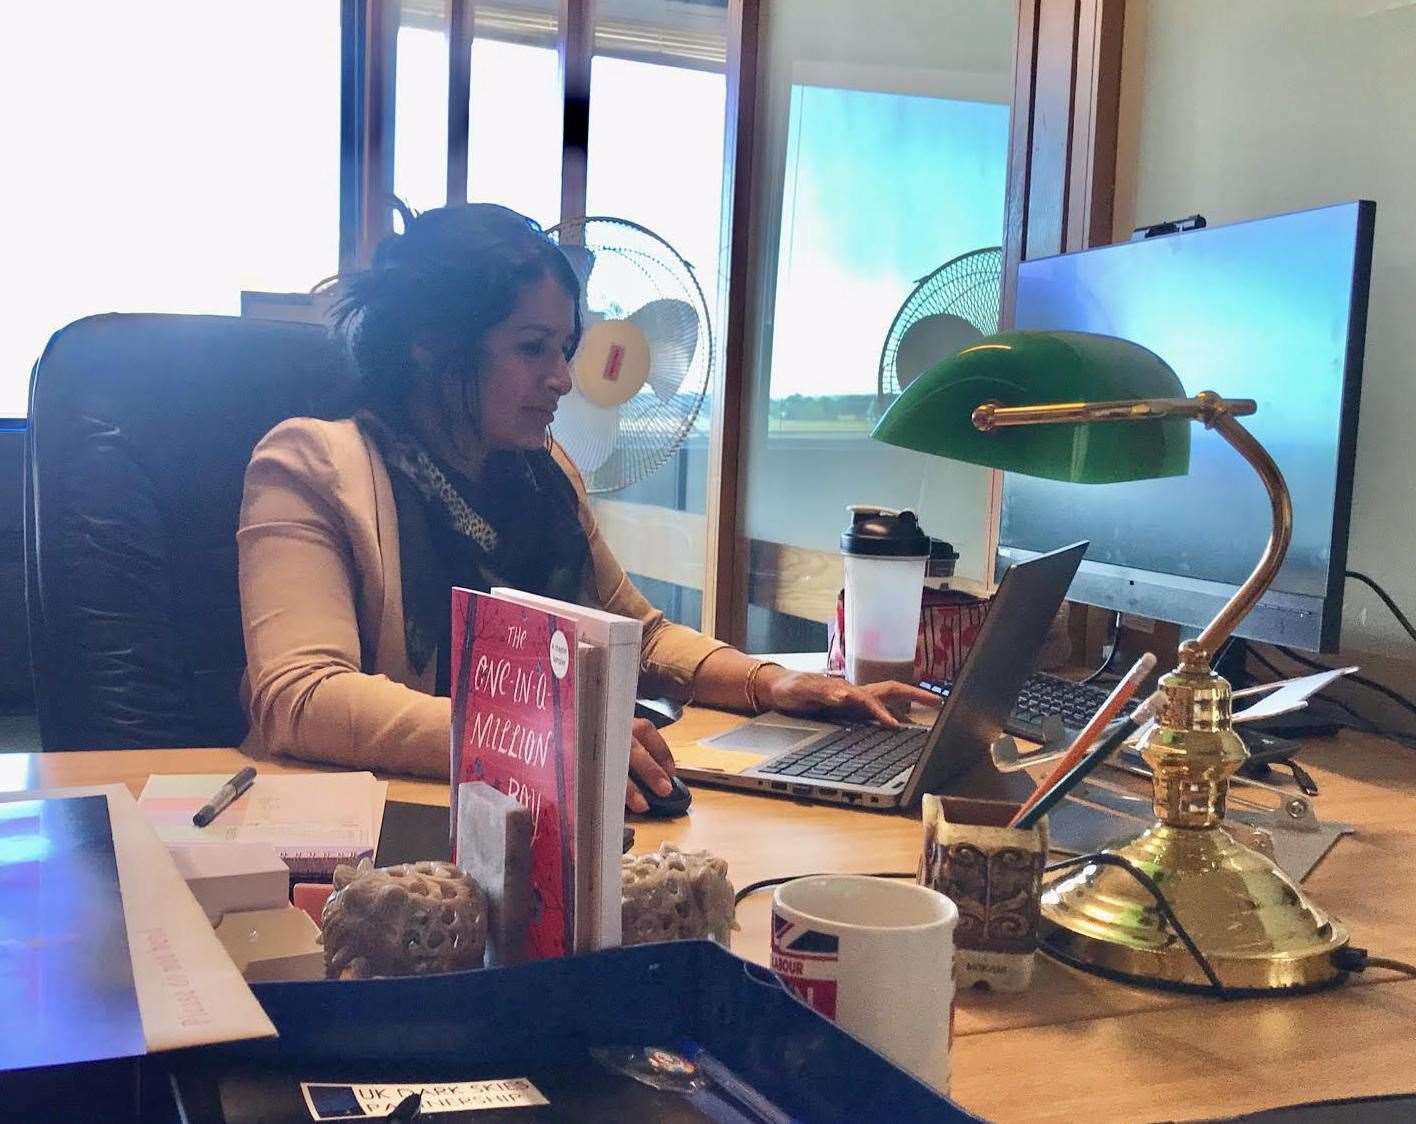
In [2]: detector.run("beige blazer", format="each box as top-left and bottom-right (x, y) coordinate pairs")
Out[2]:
(238, 417), (726, 777)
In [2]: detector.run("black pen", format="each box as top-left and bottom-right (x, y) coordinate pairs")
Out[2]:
(192, 766), (257, 827)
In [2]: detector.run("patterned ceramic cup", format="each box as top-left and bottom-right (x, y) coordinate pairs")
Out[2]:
(920, 794), (1048, 993)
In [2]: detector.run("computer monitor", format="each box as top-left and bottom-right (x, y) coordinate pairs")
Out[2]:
(1000, 200), (1374, 652)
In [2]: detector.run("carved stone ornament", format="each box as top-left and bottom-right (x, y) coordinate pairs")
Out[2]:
(321, 859), (488, 979)
(621, 842), (737, 947)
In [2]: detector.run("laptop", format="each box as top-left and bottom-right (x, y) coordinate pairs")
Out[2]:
(674, 542), (1088, 810)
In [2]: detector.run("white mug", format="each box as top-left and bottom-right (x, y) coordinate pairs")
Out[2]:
(771, 875), (957, 1093)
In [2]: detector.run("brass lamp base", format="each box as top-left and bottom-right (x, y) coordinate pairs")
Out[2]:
(1040, 823), (1349, 993)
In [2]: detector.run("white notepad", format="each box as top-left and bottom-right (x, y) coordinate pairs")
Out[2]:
(139, 771), (388, 878)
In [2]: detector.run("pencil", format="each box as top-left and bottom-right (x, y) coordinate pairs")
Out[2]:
(1008, 652), (1157, 829)
(1014, 691), (1166, 830)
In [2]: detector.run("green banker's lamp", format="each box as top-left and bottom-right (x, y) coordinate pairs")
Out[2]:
(873, 330), (1348, 992)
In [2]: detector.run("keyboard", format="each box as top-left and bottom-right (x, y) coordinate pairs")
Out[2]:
(763, 725), (932, 788)
(921, 670), (1140, 745)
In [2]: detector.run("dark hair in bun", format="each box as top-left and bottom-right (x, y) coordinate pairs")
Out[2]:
(332, 203), (582, 418)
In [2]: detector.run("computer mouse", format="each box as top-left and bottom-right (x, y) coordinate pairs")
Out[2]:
(630, 773), (693, 818)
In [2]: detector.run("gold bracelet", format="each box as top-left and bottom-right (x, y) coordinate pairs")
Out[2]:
(744, 661), (782, 714)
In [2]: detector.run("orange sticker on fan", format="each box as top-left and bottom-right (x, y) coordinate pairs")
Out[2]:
(603, 343), (624, 382)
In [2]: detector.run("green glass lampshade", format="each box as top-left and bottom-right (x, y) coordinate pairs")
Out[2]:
(871, 330), (1191, 483)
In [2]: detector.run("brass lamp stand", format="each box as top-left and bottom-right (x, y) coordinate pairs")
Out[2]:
(974, 391), (1349, 992)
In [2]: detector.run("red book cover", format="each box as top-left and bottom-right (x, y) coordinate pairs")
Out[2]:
(450, 589), (578, 960)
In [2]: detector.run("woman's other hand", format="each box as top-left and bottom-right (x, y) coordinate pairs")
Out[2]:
(625, 716), (676, 813)
(757, 667), (940, 727)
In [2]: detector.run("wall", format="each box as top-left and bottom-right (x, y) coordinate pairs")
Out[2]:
(1114, 0), (1416, 657)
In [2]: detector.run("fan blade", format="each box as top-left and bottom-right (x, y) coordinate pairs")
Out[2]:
(573, 319), (650, 408)
(551, 385), (620, 475)
(628, 298), (699, 402)
(895, 312), (984, 390)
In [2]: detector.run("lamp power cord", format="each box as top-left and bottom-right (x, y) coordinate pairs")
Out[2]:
(1330, 947), (1416, 979)
(735, 865), (1416, 994)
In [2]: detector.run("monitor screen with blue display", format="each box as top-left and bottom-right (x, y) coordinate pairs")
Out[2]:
(1001, 200), (1373, 651)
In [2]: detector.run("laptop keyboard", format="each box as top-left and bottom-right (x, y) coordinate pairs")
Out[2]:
(762, 725), (931, 788)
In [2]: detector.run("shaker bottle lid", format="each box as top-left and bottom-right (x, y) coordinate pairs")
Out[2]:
(840, 506), (931, 557)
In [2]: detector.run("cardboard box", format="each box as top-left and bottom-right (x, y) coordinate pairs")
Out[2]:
(215, 906), (325, 982)
(168, 842), (290, 924)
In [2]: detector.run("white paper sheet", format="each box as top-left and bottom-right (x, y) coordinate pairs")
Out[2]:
(1232, 667), (1358, 725)
(0, 785), (276, 1053)
(138, 772), (387, 863)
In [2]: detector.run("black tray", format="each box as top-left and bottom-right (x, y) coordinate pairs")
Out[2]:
(167, 940), (971, 1122)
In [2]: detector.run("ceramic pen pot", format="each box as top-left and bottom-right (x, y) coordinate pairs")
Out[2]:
(919, 794), (1048, 992)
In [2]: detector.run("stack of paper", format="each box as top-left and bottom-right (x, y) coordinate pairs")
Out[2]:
(139, 772), (388, 880)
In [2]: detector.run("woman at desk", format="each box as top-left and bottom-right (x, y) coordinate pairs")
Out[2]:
(238, 204), (935, 810)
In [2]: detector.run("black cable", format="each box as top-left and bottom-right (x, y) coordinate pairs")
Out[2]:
(743, 862), (1226, 993)
(1346, 570), (1416, 645)
(1310, 695), (1381, 734)
(1245, 644), (1289, 684)
(733, 872), (914, 906)
(1274, 645), (1416, 722)
(1250, 645), (1416, 746)
(1246, 646), (1379, 733)
(1364, 956), (1416, 978)
(1043, 852), (1229, 995)
(741, 862), (1416, 996)
(1079, 611), (1122, 685)
(1331, 946), (1416, 979)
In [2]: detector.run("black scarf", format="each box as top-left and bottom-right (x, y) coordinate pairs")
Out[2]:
(359, 413), (595, 694)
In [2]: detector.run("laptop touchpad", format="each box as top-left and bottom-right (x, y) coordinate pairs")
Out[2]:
(704, 721), (822, 753)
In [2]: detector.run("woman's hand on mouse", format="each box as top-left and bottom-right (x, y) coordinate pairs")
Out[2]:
(755, 667), (941, 727)
(626, 716), (677, 813)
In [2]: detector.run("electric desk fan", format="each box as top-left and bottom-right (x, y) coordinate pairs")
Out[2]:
(548, 217), (713, 494)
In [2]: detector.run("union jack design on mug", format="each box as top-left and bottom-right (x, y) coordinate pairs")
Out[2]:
(770, 913), (839, 1019)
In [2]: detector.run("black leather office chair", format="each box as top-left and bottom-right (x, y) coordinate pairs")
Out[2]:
(24, 313), (352, 750)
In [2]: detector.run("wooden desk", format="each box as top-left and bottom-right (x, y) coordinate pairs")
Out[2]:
(9, 713), (1416, 1122)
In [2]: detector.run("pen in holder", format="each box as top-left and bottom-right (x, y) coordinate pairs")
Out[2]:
(920, 795), (1048, 993)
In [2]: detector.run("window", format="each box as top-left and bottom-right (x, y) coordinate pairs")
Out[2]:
(394, 2), (452, 214)
(579, 2), (730, 630)
(1, 0), (341, 417)
(467, 35), (563, 227)
(740, 0), (1015, 651)
(768, 85), (1009, 416)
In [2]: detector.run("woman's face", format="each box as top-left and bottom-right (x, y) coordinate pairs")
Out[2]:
(465, 273), (577, 452)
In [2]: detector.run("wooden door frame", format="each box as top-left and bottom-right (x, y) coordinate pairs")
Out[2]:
(701, 0), (759, 642)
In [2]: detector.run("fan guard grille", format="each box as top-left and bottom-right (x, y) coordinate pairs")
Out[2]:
(877, 247), (1002, 400)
